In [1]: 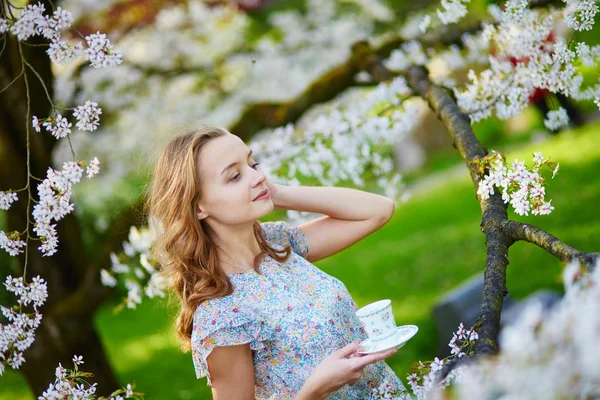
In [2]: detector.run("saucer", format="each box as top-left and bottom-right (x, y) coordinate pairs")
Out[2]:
(357, 325), (419, 354)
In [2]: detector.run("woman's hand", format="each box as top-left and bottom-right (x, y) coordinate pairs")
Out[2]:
(265, 179), (281, 205)
(300, 340), (398, 398)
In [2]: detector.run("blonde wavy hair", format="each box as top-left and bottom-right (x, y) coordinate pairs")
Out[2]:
(146, 126), (292, 351)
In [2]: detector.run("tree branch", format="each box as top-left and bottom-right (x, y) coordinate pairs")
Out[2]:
(501, 220), (600, 270)
(229, 27), (483, 140)
(405, 65), (511, 357)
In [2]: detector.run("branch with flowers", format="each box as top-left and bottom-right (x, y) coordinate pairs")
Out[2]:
(0, 0), (144, 396)
(405, 61), (599, 363)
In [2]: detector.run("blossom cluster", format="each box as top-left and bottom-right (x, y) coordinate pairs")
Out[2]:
(1, 0), (119, 259)
(0, 230), (27, 256)
(0, 276), (48, 376)
(0, 2), (122, 68)
(27, 159), (99, 257)
(544, 107), (571, 130)
(400, 322), (478, 399)
(563, 0), (599, 31)
(0, 191), (18, 211)
(452, 4), (600, 123)
(436, 0), (470, 25)
(452, 258), (600, 399)
(396, 0), (600, 124)
(384, 41), (428, 72)
(73, 101), (102, 132)
(33, 101), (103, 140)
(99, 224), (166, 311)
(40, 355), (143, 400)
(475, 151), (559, 216)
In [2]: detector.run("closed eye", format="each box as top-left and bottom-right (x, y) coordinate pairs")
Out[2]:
(230, 162), (260, 182)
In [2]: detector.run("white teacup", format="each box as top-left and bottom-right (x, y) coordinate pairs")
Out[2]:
(355, 299), (398, 345)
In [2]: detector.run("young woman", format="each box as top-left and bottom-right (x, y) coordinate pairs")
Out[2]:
(147, 126), (407, 399)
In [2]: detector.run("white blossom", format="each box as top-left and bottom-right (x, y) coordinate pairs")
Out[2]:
(86, 157), (100, 179)
(72, 355), (83, 365)
(419, 15), (431, 33)
(100, 269), (117, 287)
(32, 116), (41, 132)
(476, 150), (557, 216)
(31, 163), (86, 256)
(84, 32), (123, 68)
(544, 107), (570, 131)
(0, 191), (18, 210)
(47, 39), (83, 64)
(0, 18), (8, 34)
(73, 101), (102, 132)
(436, 0), (470, 25)
(563, 0), (599, 31)
(0, 231), (27, 256)
(384, 41), (427, 72)
(455, 258), (600, 398)
(42, 114), (72, 139)
(52, 7), (74, 30)
(1, 276), (47, 374)
(10, 3), (46, 41)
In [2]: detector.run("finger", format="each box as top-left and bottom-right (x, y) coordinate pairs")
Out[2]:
(335, 339), (361, 358)
(354, 348), (397, 368)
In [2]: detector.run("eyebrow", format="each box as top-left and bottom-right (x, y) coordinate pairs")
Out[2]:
(221, 149), (253, 176)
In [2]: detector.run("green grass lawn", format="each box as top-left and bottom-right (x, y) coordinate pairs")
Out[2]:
(3, 121), (599, 399)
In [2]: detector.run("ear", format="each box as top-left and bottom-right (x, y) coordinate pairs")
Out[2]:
(196, 204), (208, 220)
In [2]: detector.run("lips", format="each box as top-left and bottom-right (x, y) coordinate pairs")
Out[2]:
(253, 189), (268, 201)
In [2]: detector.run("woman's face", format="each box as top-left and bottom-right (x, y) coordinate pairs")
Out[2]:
(196, 133), (274, 224)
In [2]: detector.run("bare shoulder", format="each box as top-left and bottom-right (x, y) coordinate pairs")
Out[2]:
(208, 343), (255, 399)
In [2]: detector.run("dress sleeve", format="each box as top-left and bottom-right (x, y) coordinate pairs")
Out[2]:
(191, 300), (270, 386)
(260, 220), (309, 259)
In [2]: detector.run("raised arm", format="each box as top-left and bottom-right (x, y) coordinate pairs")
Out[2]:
(269, 183), (395, 263)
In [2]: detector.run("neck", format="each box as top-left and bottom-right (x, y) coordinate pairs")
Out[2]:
(208, 221), (262, 272)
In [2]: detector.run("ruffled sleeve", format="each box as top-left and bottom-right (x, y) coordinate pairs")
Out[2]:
(191, 299), (271, 386)
(260, 221), (309, 259)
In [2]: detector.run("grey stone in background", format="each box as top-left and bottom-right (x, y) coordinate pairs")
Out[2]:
(432, 273), (562, 357)
(497, 290), (562, 349)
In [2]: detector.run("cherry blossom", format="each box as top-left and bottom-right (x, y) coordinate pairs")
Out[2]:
(0, 231), (27, 256)
(86, 157), (100, 179)
(0, 276), (47, 375)
(74, 101), (102, 132)
(42, 114), (72, 139)
(436, 0), (470, 24)
(47, 39), (83, 65)
(0, 191), (18, 210)
(475, 150), (558, 216)
(84, 32), (123, 69)
(39, 356), (140, 399)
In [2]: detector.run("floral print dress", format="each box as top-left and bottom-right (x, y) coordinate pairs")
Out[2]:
(191, 220), (408, 399)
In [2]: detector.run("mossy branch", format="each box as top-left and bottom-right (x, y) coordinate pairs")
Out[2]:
(501, 220), (600, 270)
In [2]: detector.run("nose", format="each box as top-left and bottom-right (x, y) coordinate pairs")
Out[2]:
(251, 165), (266, 187)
